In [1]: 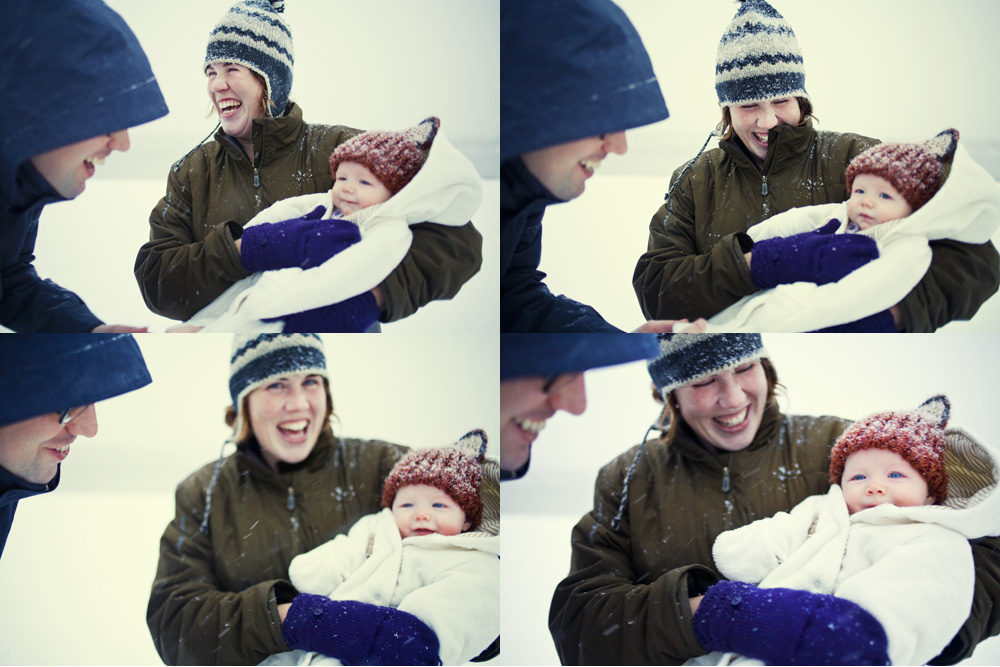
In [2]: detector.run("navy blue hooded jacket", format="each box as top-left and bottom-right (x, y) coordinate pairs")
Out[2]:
(0, 334), (152, 559)
(0, 0), (168, 331)
(500, 0), (668, 332)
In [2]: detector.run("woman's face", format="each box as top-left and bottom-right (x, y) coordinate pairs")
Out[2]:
(673, 361), (768, 452)
(729, 97), (802, 164)
(246, 373), (327, 469)
(206, 62), (267, 145)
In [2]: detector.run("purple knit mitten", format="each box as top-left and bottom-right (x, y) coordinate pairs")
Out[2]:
(693, 580), (889, 666)
(812, 309), (896, 333)
(750, 219), (879, 289)
(282, 594), (441, 666)
(270, 291), (379, 333)
(241, 206), (361, 272)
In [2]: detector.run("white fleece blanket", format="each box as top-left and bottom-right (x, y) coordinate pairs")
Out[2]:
(185, 130), (484, 332)
(687, 427), (1000, 666)
(696, 143), (1000, 332)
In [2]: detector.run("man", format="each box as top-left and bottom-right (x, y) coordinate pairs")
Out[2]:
(500, 333), (660, 480)
(501, 0), (669, 332)
(0, 334), (153, 559)
(0, 0), (169, 332)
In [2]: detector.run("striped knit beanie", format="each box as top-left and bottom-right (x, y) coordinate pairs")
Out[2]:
(382, 429), (488, 530)
(329, 117), (439, 196)
(846, 128), (959, 212)
(647, 334), (768, 398)
(715, 0), (808, 108)
(229, 334), (327, 414)
(829, 395), (950, 503)
(205, 0), (294, 117)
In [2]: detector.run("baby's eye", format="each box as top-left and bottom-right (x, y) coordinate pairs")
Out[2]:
(360, 180), (373, 186)
(400, 502), (414, 508)
(433, 502), (447, 508)
(888, 471), (903, 479)
(879, 192), (893, 200)
(849, 474), (866, 481)
(854, 188), (865, 195)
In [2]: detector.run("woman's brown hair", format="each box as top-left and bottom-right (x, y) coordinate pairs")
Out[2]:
(716, 96), (817, 141)
(649, 358), (783, 447)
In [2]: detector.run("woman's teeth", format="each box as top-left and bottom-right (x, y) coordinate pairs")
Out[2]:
(754, 133), (768, 145)
(220, 101), (241, 113)
(279, 420), (308, 433)
(715, 407), (748, 427)
(514, 417), (546, 433)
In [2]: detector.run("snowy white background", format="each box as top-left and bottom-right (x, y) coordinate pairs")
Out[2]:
(536, 0), (1000, 332)
(0, 333), (499, 665)
(18, 0), (500, 334)
(502, 334), (1000, 666)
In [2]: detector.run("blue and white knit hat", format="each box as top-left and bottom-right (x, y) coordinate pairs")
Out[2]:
(229, 334), (327, 413)
(647, 334), (768, 398)
(715, 0), (808, 108)
(205, 0), (294, 117)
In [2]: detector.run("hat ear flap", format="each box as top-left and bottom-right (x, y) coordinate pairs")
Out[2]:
(410, 116), (440, 150)
(456, 428), (488, 462)
(927, 128), (959, 163)
(917, 395), (951, 428)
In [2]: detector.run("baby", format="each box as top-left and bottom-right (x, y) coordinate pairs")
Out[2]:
(178, 116), (483, 332)
(689, 396), (1000, 666)
(695, 127), (1000, 332)
(263, 430), (500, 666)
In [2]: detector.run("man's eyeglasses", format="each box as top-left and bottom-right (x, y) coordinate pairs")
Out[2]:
(58, 404), (92, 425)
(542, 373), (582, 395)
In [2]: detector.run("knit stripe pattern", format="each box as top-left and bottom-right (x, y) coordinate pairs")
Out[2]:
(329, 117), (440, 195)
(205, 0), (294, 117)
(829, 395), (951, 503)
(715, 0), (808, 107)
(229, 333), (327, 410)
(647, 334), (768, 397)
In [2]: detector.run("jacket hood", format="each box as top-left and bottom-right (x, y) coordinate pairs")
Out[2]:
(500, 0), (668, 161)
(1, 0), (169, 200)
(853, 426), (1000, 539)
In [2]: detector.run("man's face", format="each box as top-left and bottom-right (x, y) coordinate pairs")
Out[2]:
(499, 373), (586, 473)
(29, 131), (130, 199)
(520, 132), (627, 201)
(0, 406), (98, 484)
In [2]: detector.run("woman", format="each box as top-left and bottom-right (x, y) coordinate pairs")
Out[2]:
(632, 0), (998, 332)
(146, 334), (497, 665)
(134, 0), (482, 327)
(548, 333), (1000, 664)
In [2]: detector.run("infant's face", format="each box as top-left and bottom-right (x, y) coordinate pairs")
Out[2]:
(392, 483), (471, 538)
(846, 173), (913, 230)
(332, 161), (393, 215)
(841, 448), (935, 514)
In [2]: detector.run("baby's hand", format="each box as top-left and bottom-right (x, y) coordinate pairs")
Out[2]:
(241, 215), (361, 272)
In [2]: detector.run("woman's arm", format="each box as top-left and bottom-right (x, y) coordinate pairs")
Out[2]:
(633, 170), (758, 321)
(548, 466), (719, 664)
(146, 482), (291, 666)
(134, 165), (251, 321)
(930, 535), (1000, 664)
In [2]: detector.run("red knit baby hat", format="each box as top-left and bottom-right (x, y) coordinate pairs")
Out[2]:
(329, 116), (440, 195)
(829, 395), (950, 503)
(845, 128), (959, 212)
(382, 429), (487, 529)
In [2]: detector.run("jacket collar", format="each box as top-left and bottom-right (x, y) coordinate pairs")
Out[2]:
(5, 161), (65, 215)
(0, 463), (59, 509)
(215, 102), (306, 163)
(721, 120), (817, 175)
(670, 402), (783, 468)
(236, 424), (336, 483)
(501, 157), (561, 218)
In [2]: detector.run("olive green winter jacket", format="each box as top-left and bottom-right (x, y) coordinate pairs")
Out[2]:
(135, 103), (483, 322)
(146, 430), (405, 665)
(633, 122), (1000, 331)
(549, 406), (1000, 665)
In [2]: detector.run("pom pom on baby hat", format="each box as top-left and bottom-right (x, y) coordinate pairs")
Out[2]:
(829, 395), (950, 503)
(329, 117), (440, 195)
(846, 128), (959, 212)
(382, 429), (487, 529)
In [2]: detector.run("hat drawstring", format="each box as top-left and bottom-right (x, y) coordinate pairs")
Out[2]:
(199, 436), (237, 536)
(662, 130), (717, 218)
(611, 417), (664, 532)
(172, 122), (221, 174)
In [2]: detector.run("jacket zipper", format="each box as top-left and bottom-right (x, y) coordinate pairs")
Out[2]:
(287, 486), (300, 553)
(761, 175), (768, 196)
(253, 167), (260, 188)
(721, 465), (731, 493)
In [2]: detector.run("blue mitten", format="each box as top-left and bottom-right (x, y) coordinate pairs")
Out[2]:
(282, 594), (441, 666)
(693, 580), (889, 666)
(812, 309), (897, 333)
(241, 206), (362, 272)
(750, 219), (879, 289)
(270, 291), (380, 333)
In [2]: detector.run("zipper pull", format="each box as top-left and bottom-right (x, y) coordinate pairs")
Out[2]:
(721, 466), (731, 493)
(761, 175), (768, 196)
(253, 167), (260, 188)
(286, 486), (295, 511)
